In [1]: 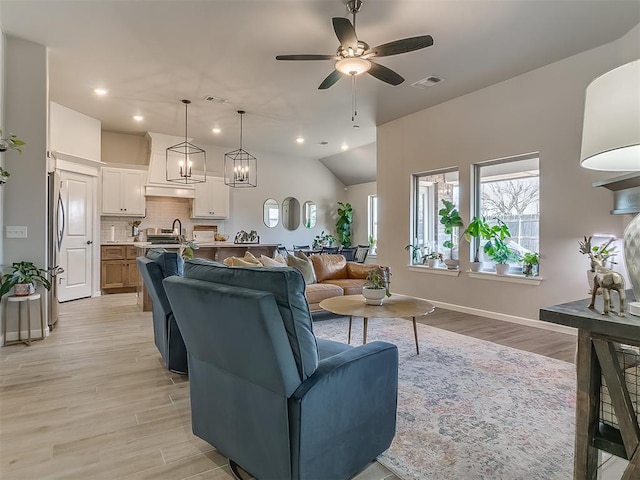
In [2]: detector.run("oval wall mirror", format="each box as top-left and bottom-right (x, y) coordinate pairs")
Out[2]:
(303, 201), (317, 229)
(282, 197), (301, 231)
(263, 198), (279, 228)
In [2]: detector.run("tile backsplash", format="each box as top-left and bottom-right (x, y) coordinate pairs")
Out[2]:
(100, 197), (226, 242)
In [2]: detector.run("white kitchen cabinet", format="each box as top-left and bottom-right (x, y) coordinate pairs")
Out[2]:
(101, 167), (146, 216)
(191, 177), (230, 219)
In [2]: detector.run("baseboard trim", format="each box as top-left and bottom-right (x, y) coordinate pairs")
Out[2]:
(426, 299), (578, 336)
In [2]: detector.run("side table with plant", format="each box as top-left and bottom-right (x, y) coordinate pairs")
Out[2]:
(439, 200), (464, 270)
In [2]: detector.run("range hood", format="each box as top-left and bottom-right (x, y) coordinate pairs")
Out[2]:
(145, 132), (196, 198)
(593, 172), (640, 214)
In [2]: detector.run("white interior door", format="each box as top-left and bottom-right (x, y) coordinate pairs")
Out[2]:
(58, 170), (94, 302)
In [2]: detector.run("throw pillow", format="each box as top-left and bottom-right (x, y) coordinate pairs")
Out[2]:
(243, 251), (261, 265)
(287, 254), (316, 284)
(230, 257), (264, 267)
(273, 253), (288, 265)
(260, 255), (287, 268)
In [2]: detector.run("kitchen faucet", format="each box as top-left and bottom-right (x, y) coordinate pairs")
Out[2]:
(172, 218), (182, 237)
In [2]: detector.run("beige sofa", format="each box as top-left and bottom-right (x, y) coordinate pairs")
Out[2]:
(306, 254), (379, 312)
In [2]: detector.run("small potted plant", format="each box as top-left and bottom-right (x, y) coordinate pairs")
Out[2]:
(0, 261), (52, 297)
(425, 251), (443, 268)
(312, 231), (336, 249)
(439, 200), (464, 270)
(362, 266), (391, 305)
(404, 244), (423, 264)
(521, 252), (539, 277)
(483, 219), (513, 274)
(463, 216), (491, 272)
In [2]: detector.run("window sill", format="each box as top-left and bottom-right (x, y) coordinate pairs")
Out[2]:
(467, 271), (542, 285)
(408, 265), (461, 277)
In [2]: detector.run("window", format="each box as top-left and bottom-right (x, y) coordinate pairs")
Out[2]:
(412, 169), (459, 260)
(368, 194), (377, 254)
(474, 154), (539, 266)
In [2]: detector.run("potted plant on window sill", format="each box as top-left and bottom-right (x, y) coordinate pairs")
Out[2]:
(404, 244), (423, 265)
(362, 267), (391, 305)
(0, 261), (52, 297)
(425, 251), (443, 268)
(521, 252), (540, 277)
(463, 216), (491, 272)
(483, 219), (513, 275)
(439, 200), (464, 270)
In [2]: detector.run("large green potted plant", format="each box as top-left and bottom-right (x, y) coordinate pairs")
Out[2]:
(483, 219), (513, 274)
(0, 261), (52, 297)
(463, 216), (492, 272)
(335, 202), (353, 247)
(439, 200), (464, 270)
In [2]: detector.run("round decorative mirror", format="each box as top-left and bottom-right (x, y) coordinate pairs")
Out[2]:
(263, 198), (279, 228)
(282, 197), (300, 231)
(303, 201), (317, 228)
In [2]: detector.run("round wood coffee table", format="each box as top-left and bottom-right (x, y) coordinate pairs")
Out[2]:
(319, 293), (435, 354)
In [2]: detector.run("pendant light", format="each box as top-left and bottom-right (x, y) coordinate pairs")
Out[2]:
(166, 99), (206, 184)
(224, 110), (257, 188)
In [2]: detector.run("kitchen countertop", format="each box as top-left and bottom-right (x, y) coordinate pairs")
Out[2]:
(101, 241), (140, 246)
(132, 242), (281, 248)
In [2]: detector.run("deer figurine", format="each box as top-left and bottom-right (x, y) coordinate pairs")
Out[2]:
(579, 236), (626, 316)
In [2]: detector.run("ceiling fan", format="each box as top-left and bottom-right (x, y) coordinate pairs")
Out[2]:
(276, 0), (434, 90)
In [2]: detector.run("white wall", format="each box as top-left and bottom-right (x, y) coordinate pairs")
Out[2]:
(101, 131), (147, 166)
(50, 102), (101, 161)
(2, 36), (48, 337)
(377, 24), (640, 321)
(346, 181), (376, 247)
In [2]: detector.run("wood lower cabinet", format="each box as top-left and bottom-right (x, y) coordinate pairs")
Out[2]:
(101, 245), (140, 293)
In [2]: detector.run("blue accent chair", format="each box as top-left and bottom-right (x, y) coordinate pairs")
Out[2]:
(137, 248), (188, 374)
(163, 258), (398, 480)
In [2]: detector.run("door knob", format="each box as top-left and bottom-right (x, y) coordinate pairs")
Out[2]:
(86, 240), (93, 245)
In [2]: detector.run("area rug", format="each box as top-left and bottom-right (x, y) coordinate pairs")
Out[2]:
(313, 316), (576, 480)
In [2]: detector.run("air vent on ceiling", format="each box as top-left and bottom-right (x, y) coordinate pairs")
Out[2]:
(203, 95), (228, 104)
(319, 141), (329, 145)
(411, 76), (444, 89)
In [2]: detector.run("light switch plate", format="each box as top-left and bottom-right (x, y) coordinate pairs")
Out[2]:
(6, 226), (28, 238)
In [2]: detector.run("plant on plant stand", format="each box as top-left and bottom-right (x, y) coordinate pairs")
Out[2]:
(0, 261), (52, 297)
(483, 219), (513, 274)
(439, 200), (464, 270)
(463, 216), (491, 272)
(336, 202), (353, 247)
(362, 266), (391, 305)
(521, 252), (540, 277)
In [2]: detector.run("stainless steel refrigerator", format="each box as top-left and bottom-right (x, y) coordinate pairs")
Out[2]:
(47, 170), (64, 328)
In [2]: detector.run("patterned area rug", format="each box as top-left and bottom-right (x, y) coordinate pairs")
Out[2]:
(313, 315), (576, 480)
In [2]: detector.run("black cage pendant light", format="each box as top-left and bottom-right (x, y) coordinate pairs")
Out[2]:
(224, 110), (257, 188)
(166, 99), (206, 184)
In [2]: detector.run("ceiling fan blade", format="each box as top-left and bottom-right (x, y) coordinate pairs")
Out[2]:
(276, 54), (336, 61)
(370, 35), (434, 57)
(368, 62), (404, 86)
(332, 17), (358, 51)
(318, 70), (343, 90)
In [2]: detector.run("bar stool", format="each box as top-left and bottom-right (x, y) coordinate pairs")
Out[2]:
(2, 293), (45, 346)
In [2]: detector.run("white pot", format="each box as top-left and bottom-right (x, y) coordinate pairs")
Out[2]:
(444, 259), (459, 270)
(495, 263), (509, 275)
(469, 261), (483, 272)
(427, 258), (440, 268)
(362, 287), (386, 305)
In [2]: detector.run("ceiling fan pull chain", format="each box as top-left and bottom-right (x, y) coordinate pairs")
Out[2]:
(351, 74), (357, 122)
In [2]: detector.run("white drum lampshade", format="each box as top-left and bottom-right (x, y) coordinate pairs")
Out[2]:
(580, 60), (640, 171)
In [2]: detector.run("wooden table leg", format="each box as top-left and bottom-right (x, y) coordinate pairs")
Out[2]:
(363, 317), (368, 344)
(574, 329), (600, 480)
(348, 316), (352, 344)
(412, 316), (419, 355)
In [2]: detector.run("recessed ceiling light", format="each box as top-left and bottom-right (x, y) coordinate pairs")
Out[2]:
(94, 88), (108, 96)
(133, 115), (144, 122)
(212, 128), (221, 134)
(296, 137), (305, 144)
(341, 144), (349, 151)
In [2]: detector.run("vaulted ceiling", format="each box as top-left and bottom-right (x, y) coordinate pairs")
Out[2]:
(1, 0), (638, 185)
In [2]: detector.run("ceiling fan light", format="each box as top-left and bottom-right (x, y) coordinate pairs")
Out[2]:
(336, 57), (371, 75)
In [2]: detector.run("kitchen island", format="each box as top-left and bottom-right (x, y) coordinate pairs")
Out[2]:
(540, 291), (639, 479)
(134, 242), (280, 311)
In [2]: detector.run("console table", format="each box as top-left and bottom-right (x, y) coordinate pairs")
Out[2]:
(540, 291), (639, 479)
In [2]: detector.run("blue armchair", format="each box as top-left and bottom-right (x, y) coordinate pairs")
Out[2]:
(137, 249), (188, 374)
(163, 258), (398, 480)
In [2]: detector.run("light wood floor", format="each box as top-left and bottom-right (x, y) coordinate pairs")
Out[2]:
(0, 293), (577, 480)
